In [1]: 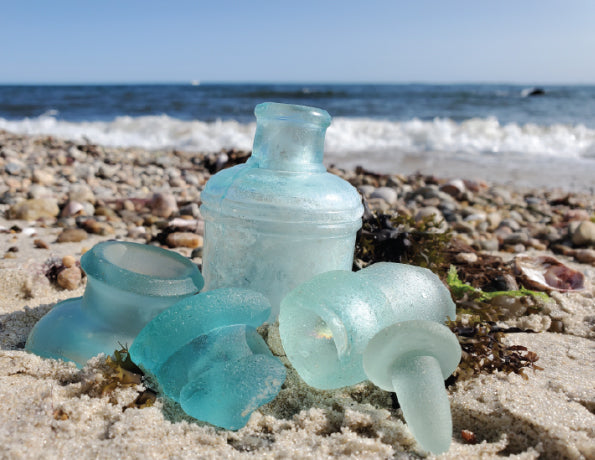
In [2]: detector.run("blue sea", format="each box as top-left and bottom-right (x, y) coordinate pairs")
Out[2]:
(1, 83), (594, 186)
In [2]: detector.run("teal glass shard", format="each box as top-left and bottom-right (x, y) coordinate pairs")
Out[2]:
(128, 287), (271, 376)
(156, 324), (273, 402)
(180, 354), (286, 431)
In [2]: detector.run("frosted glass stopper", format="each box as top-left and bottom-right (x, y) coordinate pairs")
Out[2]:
(363, 320), (461, 454)
(25, 241), (203, 367)
(279, 262), (455, 389)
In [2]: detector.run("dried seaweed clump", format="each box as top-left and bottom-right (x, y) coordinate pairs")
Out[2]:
(354, 211), (452, 274)
(448, 320), (542, 382)
(100, 346), (156, 409)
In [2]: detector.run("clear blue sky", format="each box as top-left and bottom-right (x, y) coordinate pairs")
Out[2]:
(1, 0), (594, 84)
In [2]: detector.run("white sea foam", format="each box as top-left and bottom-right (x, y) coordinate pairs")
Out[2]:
(1, 113), (594, 161)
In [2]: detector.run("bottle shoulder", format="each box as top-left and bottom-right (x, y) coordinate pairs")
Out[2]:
(201, 163), (363, 223)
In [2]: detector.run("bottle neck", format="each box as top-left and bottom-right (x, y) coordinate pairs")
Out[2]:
(251, 102), (330, 173)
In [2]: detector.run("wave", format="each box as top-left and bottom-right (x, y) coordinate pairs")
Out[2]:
(1, 113), (594, 160)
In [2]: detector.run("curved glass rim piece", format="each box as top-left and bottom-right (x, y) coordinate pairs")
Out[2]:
(81, 240), (204, 296)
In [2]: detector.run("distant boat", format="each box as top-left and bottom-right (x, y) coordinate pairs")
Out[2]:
(191, 80), (200, 86)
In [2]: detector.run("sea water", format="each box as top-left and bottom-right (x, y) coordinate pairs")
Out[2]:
(1, 83), (594, 188)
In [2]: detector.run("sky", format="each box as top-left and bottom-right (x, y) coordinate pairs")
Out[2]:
(1, 0), (594, 84)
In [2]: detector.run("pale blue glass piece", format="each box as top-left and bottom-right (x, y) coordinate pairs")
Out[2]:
(180, 354), (287, 431)
(363, 320), (461, 455)
(357, 262), (456, 323)
(200, 102), (363, 321)
(278, 262), (456, 389)
(25, 241), (203, 367)
(156, 324), (272, 402)
(128, 288), (271, 375)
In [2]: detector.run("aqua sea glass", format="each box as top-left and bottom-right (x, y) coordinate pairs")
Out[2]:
(363, 320), (461, 454)
(180, 353), (286, 431)
(200, 102), (364, 321)
(278, 262), (456, 389)
(130, 288), (285, 430)
(129, 287), (271, 376)
(25, 241), (204, 367)
(156, 324), (274, 402)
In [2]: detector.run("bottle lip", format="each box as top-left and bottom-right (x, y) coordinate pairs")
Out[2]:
(81, 241), (204, 296)
(255, 102), (331, 128)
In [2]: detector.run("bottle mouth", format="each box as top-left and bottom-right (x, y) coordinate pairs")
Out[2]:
(255, 102), (331, 128)
(81, 241), (204, 296)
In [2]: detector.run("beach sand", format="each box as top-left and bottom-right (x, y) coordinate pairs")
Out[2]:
(0, 130), (594, 459)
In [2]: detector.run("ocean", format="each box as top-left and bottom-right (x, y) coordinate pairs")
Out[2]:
(1, 83), (594, 189)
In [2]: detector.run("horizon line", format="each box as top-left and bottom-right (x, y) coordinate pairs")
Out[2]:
(0, 80), (594, 86)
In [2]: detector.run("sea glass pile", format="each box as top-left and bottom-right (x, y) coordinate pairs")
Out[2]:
(25, 102), (462, 454)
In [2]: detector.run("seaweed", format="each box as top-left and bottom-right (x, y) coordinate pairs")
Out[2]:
(448, 319), (543, 382)
(354, 210), (452, 275)
(100, 346), (156, 409)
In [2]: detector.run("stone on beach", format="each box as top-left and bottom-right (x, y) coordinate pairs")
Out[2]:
(8, 198), (59, 220)
(151, 192), (178, 218)
(57, 228), (88, 243)
(56, 266), (82, 290)
(571, 220), (595, 247)
(166, 232), (202, 249)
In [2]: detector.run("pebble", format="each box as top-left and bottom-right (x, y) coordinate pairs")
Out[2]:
(82, 219), (114, 235)
(573, 248), (595, 264)
(33, 239), (50, 249)
(571, 220), (595, 247)
(166, 232), (203, 249)
(32, 169), (55, 186)
(370, 187), (398, 205)
(60, 201), (86, 218)
(8, 198), (59, 220)
(179, 202), (201, 218)
(57, 266), (82, 290)
(5, 160), (25, 176)
(439, 179), (466, 198)
(414, 206), (443, 223)
(479, 238), (500, 252)
(503, 232), (529, 245)
(57, 228), (88, 243)
(151, 192), (178, 218)
(455, 252), (478, 264)
(68, 183), (96, 204)
(62, 255), (76, 268)
(28, 185), (54, 200)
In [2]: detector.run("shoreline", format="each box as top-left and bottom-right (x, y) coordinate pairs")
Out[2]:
(1, 130), (594, 459)
(326, 149), (595, 194)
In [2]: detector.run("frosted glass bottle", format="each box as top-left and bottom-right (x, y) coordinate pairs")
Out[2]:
(200, 102), (363, 321)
